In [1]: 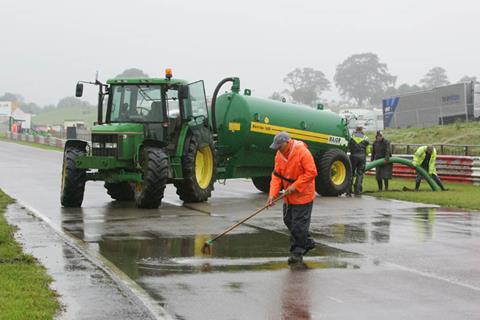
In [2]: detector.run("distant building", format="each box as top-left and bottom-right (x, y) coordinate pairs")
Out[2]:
(339, 108), (384, 132)
(0, 101), (32, 132)
(382, 82), (475, 129)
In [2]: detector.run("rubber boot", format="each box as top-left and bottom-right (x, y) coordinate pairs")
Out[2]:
(415, 181), (421, 191)
(433, 175), (446, 191)
(355, 175), (363, 195)
(384, 179), (389, 191)
(376, 179), (382, 191)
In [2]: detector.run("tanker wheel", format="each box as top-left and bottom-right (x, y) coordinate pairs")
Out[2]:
(315, 149), (351, 196)
(60, 145), (87, 207)
(252, 176), (271, 193)
(134, 146), (168, 209)
(174, 135), (215, 203)
(104, 182), (134, 201)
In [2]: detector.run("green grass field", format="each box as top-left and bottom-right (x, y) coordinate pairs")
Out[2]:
(0, 190), (60, 319)
(367, 121), (480, 145)
(0, 137), (62, 152)
(32, 106), (97, 127)
(363, 175), (480, 210)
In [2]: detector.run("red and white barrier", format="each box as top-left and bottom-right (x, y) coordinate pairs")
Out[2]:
(5, 132), (66, 148)
(368, 154), (480, 185)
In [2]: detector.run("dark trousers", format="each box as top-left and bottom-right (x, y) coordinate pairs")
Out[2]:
(349, 156), (365, 194)
(377, 179), (389, 191)
(283, 202), (314, 255)
(415, 174), (446, 191)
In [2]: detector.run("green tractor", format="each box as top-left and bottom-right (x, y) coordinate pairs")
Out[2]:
(61, 71), (352, 209)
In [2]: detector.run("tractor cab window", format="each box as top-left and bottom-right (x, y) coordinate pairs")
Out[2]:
(187, 81), (208, 118)
(110, 85), (168, 123)
(166, 90), (180, 119)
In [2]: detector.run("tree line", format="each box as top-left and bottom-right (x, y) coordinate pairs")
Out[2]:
(1, 64), (477, 115)
(271, 53), (478, 108)
(0, 68), (147, 115)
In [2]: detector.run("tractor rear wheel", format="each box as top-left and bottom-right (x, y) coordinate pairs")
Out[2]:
(60, 145), (87, 207)
(315, 149), (351, 196)
(252, 176), (271, 193)
(105, 182), (134, 201)
(174, 135), (215, 202)
(134, 146), (168, 209)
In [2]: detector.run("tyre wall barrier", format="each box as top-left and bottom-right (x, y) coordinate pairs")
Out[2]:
(367, 154), (480, 185)
(5, 132), (66, 148)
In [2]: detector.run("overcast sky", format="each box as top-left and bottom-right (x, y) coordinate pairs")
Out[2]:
(1, 0), (478, 106)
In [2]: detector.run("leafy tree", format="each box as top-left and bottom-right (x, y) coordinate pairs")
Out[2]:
(19, 102), (42, 114)
(269, 92), (283, 101)
(334, 53), (396, 107)
(283, 67), (330, 107)
(115, 68), (149, 78)
(397, 83), (422, 94)
(458, 75), (477, 83)
(57, 97), (92, 109)
(420, 67), (449, 89)
(0, 92), (24, 102)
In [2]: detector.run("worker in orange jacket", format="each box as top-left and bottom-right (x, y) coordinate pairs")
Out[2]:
(267, 131), (318, 264)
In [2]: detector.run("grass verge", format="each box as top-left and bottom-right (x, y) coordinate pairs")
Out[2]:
(363, 175), (480, 210)
(0, 137), (62, 152)
(0, 189), (60, 319)
(367, 122), (480, 146)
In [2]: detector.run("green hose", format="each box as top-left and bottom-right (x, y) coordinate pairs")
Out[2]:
(365, 157), (440, 191)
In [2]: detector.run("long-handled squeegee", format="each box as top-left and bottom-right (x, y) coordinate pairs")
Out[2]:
(201, 194), (286, 255)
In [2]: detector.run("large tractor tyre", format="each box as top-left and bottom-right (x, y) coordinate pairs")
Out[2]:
(315, 149), (351, 196)
(252, 176), (271, 193)
(104, 182), (134, 201)
(174, 135), (215, 203)
(134, 146), (169, 209)
(60, 145), (87, 207)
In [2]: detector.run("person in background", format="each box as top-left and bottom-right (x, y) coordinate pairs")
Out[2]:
(412, 145), (446, 191)
(347, 126), (370, 195)
(371, 131), (393, 191)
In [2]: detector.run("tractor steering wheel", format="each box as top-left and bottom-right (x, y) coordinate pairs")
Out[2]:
(136, 107), (150, 116)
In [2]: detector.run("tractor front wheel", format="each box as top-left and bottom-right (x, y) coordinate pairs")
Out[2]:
(134, 146), (169, 209)
(105, 182), (134, 201)
(60, 145), (87, 207)
(315, 149), (351, 196)
(252, 176), (271, 193)
(174, 135), (215, 202)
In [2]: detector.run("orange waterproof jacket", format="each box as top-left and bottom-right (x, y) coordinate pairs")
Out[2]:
(269, 140), (318, 204)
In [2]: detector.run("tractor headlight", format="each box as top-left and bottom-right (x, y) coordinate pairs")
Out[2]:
(92, 142), (102, 148)
(105, 142), (117, 149)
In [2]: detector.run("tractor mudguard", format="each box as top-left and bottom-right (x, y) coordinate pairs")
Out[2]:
(64, 139), (88, 151)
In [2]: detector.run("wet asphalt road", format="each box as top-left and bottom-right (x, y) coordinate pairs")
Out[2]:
(0, 140), (479, 320)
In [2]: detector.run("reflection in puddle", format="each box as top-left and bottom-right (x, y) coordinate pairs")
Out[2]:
(314, 216), (392, 244)
(280, 268), (312, 320)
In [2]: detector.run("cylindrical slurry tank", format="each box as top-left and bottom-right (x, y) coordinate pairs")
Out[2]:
(214, 89), (350, 159)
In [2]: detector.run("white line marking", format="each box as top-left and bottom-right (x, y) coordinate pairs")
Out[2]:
(386, 262), (480, 292)
(327, 296), (344, 303)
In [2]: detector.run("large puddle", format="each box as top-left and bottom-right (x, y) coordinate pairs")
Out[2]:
(96, 229), (359, 280)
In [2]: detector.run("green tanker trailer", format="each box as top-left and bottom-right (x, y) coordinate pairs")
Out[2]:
(211, 77), (351, 195)
(61, 71), (351, 209)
